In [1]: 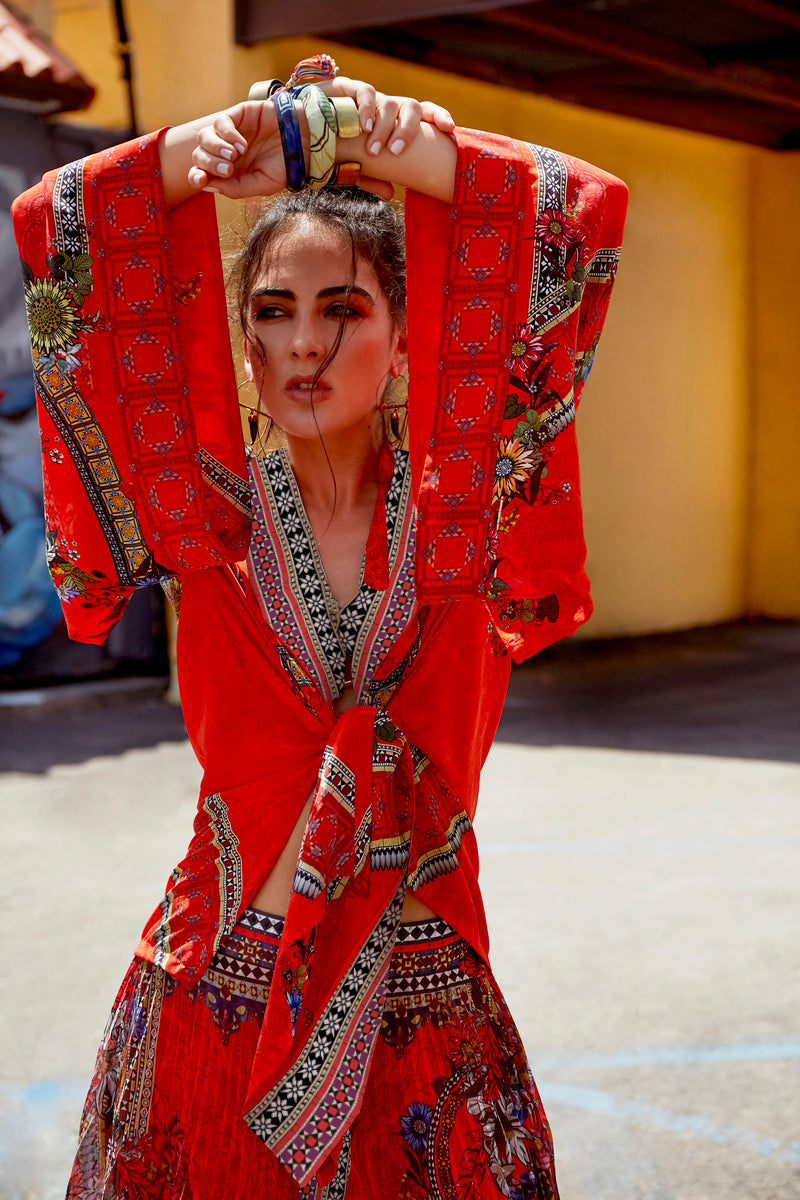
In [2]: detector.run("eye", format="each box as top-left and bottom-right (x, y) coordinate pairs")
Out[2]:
(325, 302), (363, 320)
(252, 304), (288, 321)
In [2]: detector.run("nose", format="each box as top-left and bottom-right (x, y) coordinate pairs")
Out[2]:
(289, 313), (327, 360)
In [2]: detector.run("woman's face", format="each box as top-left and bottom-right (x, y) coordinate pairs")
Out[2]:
(243, 217), (407, 445)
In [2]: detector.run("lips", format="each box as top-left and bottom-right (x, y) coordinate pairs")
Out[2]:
(285, 374), (331, 402)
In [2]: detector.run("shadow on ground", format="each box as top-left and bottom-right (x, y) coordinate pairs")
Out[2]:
(2, 620), (799, 774)
(0, 691), (188, 775)
(499, 619), (800, 763)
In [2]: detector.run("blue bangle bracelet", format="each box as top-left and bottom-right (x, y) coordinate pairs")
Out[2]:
(273, 89), (306, 192)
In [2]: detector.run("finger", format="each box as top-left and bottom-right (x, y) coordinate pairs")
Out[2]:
(420, 100), (455, 132)
(188, 166), (228, 196)
(329, 76), (378, 134)
(196, 127), (247, 166)
(387, 99), (423, 156)
(211, 112), (249, 153)
(366, 96), (400, 156)
(188, 166), (210, 191)
(192, 145), (237, 181)
(353, 82), (378, 135)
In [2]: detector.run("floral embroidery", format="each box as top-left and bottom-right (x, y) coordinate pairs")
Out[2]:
(23, 248), (101, 381)
(393, 971), (557, 1200)
(24, 276), (81, 355)
(400, 1101), (433, 1152)
(45, 531), (137, 608)
(280, 931), (317, 1035)
(535, 206), (574, 249)
(173, 270), (204, 305)
(497, 507), (519, 535)
(49, 248), (94, 301)
(507, 323), (546, 377)
(495, 594), (559, 626)
(492, 437), (544, 503)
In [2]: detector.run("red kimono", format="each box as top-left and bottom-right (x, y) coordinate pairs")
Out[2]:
(13, 127), (626, 1197)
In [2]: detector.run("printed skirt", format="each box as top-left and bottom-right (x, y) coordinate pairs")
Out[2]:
(67, 909), (559, 1200)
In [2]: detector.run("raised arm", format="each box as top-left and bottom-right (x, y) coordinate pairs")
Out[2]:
(160, 79), (458, 209)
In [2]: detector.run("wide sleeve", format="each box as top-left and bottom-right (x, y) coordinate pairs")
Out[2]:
(405, 128), (628, 661)
(11, 131), (250, 644)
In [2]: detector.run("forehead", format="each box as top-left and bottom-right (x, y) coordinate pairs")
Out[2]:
(255, 216), (380, 293)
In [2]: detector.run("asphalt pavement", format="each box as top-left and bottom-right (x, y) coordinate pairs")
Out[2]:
(1, 620), (798, 1200)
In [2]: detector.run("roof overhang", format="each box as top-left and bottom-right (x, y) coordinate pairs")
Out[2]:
(235, 0), (800, 149)
(0, 0), (95, 113)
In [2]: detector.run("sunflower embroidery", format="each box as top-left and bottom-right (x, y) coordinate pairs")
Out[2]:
(535, 207), (574, 248)
(25, 277), (81, 356)
(493, 437), (542, 502)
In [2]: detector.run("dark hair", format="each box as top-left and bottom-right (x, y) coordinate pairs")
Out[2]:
(230, 187), (407, 469)
(233, 186), (406, 355)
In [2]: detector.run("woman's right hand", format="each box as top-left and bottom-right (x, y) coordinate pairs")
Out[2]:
(188, 100), (295, 199)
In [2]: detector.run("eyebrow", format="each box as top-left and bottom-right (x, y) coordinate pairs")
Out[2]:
(250, 285), (375, 306)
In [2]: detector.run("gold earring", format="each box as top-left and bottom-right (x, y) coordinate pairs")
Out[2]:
(380, 370), (409, 447)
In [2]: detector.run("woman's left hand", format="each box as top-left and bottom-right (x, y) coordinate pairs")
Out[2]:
(327, 77), (454, 158)
(323, 78), (454, 199)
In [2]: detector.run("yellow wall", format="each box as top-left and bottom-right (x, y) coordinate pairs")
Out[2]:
(47, 6), (799, 634)
(749, 150), (800, 618)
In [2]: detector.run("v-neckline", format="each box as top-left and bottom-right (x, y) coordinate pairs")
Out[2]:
(276, 447), (368, 614)
(246, 446), (415, 705)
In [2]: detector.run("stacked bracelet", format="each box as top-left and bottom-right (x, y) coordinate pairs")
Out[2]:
(330, 96), (360, 139)
(247, 54), (363, 193)
(247, 78), (284, 101)
(299, 85), (338, 188)
(272, 89), (306, 192)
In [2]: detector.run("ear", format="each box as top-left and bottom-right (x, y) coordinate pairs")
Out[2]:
(390, 327), (409, 379)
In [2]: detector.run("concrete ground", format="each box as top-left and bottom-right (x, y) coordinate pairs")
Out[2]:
(1, 620), (798, 1200)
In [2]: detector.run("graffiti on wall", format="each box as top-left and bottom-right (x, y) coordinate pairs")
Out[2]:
(0, 164), (63, 667)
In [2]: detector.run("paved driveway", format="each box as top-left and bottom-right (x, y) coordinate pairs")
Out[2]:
(2, 622), (798, 1199)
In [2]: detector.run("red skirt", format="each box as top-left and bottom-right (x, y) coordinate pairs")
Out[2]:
(67, 909), (559, 1199)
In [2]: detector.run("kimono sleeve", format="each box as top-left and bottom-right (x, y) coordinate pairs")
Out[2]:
(405, 128), (628, 661)
(11, 131), (250, 644)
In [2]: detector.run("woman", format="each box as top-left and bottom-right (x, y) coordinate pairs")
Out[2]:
(13, 57), (627, 1199)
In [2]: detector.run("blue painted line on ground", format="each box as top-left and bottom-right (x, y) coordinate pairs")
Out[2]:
(9, 1079), (80, 1105)
(535, 1040), (800, 1072)
(538, 1081), (800, 1163)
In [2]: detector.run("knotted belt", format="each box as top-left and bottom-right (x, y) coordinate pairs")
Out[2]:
(243, 704), (415, 1184)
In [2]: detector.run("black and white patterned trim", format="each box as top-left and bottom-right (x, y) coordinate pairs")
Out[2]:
(52, 159), (90, 259)
(200, 447), (251, 517)
(526, 143), (568, 321)
(250, 448), (411, 700)
(237, 908), (285, 939)
(395, 917), (456, 945)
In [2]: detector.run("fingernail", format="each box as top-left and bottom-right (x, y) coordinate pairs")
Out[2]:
(219, 146), (233, 160)
(234, 141), (246, 154)
(218, 161), (232, 176)
(364, 117), (373, 133)
(389, 139), (404, 155)
(189, 168), (204, 186)
(206, 187), (220, 194)
(368, 140), (381, 156)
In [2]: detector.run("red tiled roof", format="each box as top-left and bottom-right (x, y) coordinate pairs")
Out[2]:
(0, 0), (94, 111)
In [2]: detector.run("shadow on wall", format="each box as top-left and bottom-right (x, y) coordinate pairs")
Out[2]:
(498, 620), (800, 765)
